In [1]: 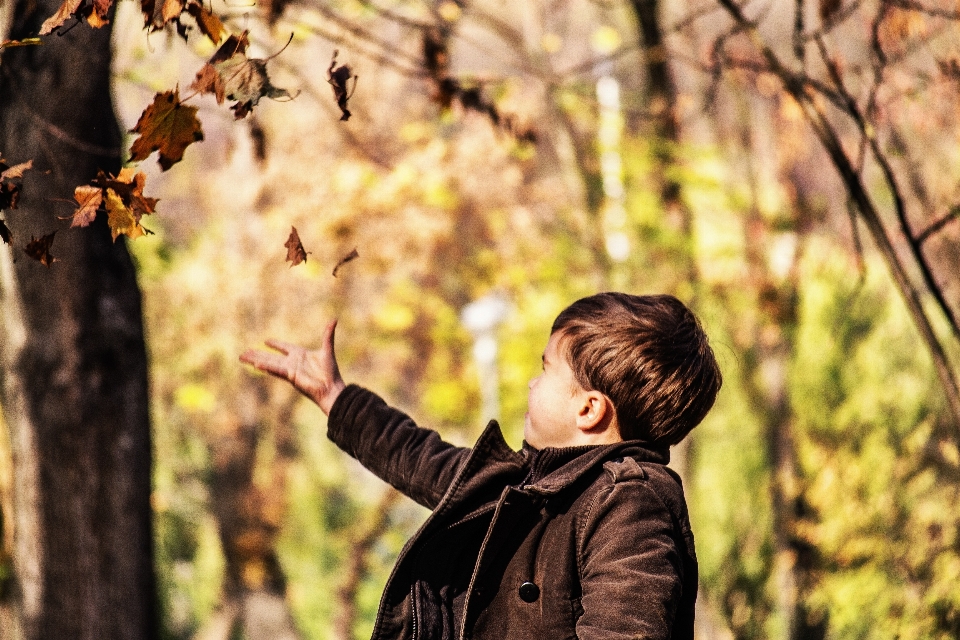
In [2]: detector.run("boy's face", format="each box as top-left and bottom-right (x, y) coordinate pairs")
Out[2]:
(524, 332), (588, 449)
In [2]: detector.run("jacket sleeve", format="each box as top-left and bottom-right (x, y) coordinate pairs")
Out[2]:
(574, 464), (690, 640)
(326, 384), (471, 510)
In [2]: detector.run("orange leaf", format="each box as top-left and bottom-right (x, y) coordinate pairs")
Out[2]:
(161, 0), (185, 24)
(24, 232), (56, 266)
(71, 185), (103, 228)
(186, 1), (226, 44)
(129, 90), (204, 171)
(284, 226), (308, 266)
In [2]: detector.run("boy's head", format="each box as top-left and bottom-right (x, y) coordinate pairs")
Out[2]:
(549, 292), (721, 447)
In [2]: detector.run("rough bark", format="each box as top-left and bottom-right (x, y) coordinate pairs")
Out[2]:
(0, 1), (156, 637)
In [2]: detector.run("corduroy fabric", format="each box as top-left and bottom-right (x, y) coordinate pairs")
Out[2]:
(327, 384), (698, 640)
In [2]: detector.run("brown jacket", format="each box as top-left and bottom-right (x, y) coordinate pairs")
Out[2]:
(328, 384), (697, 640)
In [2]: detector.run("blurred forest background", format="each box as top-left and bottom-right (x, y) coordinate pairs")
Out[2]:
(2, 0), (960, 638)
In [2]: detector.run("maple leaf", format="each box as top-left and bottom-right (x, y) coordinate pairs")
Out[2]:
(105, 189), (146, 241)
(0, 219), (11, 244)
(214, 50), (291, 119)
(332, 247), (359, 277)
(71, 185), (104, 228)
(84, 168), (157, 237)
(24, 232), (56, 266)
(129, 89), (204, 171)
(186, 1), (225, 44)
(327, 50), (357, 121)
(284, 226), (308, 266)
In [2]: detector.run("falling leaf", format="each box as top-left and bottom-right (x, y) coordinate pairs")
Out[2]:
(214, 54), (291, 119)
(0, 183), (18, 211)
(0, 159), (33, 180)
(0, 38), (42, 49)
(332, 247), (359, 277)
(161, 0), (185, 24)
(71, 185), (104, 228)
(105, 189), (145, 241)
(39, 0), (83, 35)
(129, 89), (204, 171)
(0, 219), (11, 244)
(284, 226), (308, 266)
(186, 1), (225, 44)
(90, 0), (112, 26)
(327, 50), (357, 121)
(24, 232), (56, 266)
(0, 156), (31, 211)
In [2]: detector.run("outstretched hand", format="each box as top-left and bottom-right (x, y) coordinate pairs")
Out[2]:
(240, 320), (346, 415)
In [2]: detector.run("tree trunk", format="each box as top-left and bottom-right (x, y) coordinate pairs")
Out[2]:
(0, 1), (156, 637)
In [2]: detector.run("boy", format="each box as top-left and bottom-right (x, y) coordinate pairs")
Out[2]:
(240, 292), (721, 639)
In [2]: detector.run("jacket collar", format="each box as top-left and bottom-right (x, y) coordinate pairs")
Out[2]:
(473, 421), (670, 497)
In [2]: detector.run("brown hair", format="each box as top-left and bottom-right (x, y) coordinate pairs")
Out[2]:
(551, 292), (721, 446)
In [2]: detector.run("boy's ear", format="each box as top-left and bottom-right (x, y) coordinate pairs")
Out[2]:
(575, 390), (614, 432)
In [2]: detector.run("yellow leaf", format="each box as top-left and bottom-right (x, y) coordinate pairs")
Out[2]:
(105, 188), (144, 241)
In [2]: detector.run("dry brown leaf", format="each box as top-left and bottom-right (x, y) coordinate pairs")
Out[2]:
(71, 185), (104, 228)
(39, 0), (83, 35)
(284, 226), (308, 266)
(129, 89), (204, 171)
(186, 1), (225, 44)
(327, 50), (356, 121)
(24, 232), (56, 266)
(191, 63), (225, 104)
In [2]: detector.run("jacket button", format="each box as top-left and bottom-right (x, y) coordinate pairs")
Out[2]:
(518, 581), (540, 603)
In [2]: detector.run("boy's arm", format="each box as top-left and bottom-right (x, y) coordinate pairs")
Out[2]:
(327, 384), (469, 509)
(575, 471), (693, 640)
(240, 320), (468, 509)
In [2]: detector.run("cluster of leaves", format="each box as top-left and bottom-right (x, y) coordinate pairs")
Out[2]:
(2, 0), (309, 265)
(283, 225), (359, 276)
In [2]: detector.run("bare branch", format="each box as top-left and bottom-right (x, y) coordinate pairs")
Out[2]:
(918, 207), (960, 245)
(715, 0), (960, 433)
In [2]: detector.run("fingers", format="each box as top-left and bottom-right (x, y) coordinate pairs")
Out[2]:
(239, 348), (288, 378)
(263, 338), (302, 355)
